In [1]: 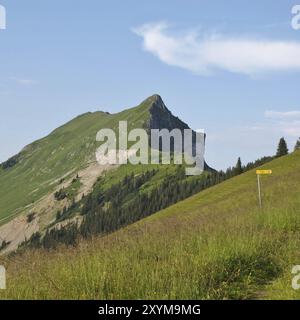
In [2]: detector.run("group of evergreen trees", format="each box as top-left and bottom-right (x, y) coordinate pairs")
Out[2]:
(24, 136), (298, 250)
(275, 136), (300, 156)
(294, 138), (300, 151)
(79, 167), (219, 238)
(42, 224), (78, 249)
(54, 188), (67, 201)
(25, 160), (269, 249)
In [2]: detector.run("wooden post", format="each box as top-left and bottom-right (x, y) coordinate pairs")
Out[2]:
(257, 174), (262, 208)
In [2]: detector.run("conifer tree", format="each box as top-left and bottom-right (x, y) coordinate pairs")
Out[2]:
(276, 137), (288, 157)
(235, 157), (243, 175)
(294, 138), (300, 151)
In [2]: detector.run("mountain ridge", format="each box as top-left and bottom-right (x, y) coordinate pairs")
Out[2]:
(0, 94), (209, 253)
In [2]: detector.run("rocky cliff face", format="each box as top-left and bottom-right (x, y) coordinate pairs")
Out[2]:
(147, 95), (190, 132)
(144, 94), (212, 171)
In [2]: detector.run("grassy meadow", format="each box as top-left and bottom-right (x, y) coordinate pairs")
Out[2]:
(0, 97), (153, 225)
(1, 151), (300, 299)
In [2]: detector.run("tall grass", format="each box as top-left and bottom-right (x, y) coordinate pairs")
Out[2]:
(1, 152), (300, 299)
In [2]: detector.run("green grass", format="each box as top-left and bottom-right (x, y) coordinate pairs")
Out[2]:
(96, 162), (183, 192)
(64, 179), (82, 200)
(1, 152), (300, 299)
(0, 96), (155, 224)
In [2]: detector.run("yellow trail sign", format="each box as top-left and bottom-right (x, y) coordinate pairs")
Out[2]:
(256, 169), (272, 208)
(256, 170), (272, 175)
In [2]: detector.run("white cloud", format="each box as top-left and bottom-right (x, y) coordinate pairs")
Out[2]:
(133, 22), (300, 76)
(248, 121), (300, 138)
(249, 110), (300, 138)
(265, 110), (300, 119)
(262, 110), (300, 137)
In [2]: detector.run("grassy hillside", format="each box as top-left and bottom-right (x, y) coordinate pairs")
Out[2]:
(1, 151), (300, 299)
(0, 95), (156, 225)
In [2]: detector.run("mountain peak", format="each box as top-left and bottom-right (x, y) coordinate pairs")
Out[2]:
(143, 94), (168, 112)
(142, 95), (190, 132)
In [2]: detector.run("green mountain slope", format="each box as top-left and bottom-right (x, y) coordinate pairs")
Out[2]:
(0, 99), (146, 224)
(0, 95), (195, 224)
(1, 151), (300, 299)
(0, 94), (208, 253)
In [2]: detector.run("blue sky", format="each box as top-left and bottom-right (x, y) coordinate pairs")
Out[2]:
(0, 0), (300, 169)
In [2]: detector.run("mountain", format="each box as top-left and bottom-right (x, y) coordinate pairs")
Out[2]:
(0, 95), (210, 252)
(1, 151), (299, 299)
(147, 94), (191, 131)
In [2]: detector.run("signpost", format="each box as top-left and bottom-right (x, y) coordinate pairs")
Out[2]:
(256, 170), (272, 208)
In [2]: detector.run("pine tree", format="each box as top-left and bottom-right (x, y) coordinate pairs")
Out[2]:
(294, 138), (300, 151)
(276, 137), (289, 157)
(235, 157), (243, 175)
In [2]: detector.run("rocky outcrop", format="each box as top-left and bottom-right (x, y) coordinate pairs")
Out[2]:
(147, 94), (190, 132)
(144, 94), (213, 171)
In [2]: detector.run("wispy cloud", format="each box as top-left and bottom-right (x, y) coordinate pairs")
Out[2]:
(248, 121), (300, 137)
(10, 77), (37, 86)
(248, 110), (300, 138)
(265, 110), (300, 120)
(263, 110), (300, 137)
(208, 111), (300, 156)
(133, 22), (300, 76)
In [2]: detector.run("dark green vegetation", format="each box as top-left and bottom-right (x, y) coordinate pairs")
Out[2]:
(23, 151), (276, 250)
(0, 154), (21, 170)
(1, 151), (300, 299)
(294, 137), (300, 151)
(276, 137), (289, 157)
